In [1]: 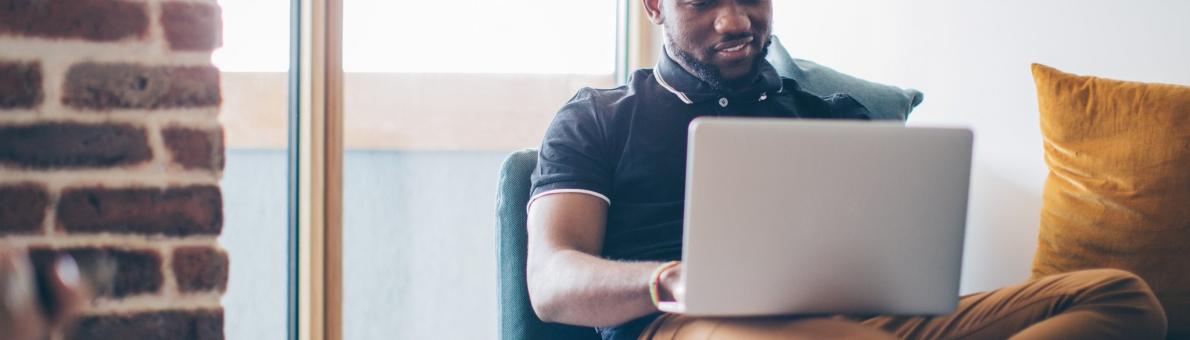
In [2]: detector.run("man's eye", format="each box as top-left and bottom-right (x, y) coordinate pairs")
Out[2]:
(689, 1), (711, 9)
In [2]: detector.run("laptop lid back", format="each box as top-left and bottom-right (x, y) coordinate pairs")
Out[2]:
(680, 118), (973, 317)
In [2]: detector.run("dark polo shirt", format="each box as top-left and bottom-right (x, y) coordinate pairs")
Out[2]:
(529, 52), (871, 340)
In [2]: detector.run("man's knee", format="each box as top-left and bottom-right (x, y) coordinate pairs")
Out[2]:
(1066, 269), (1155, 298)
(1061, 269), (1167, 337)
(1069, 268), (1145, 287)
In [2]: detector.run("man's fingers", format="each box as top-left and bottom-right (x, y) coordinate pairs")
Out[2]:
(47, 255), (88, 328)
(660, 264), (686, 303)
(1, 249), (51, 340)
(672, 280), (687, 304)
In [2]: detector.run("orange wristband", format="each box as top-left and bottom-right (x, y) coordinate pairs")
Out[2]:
(648, 261), (681, 308)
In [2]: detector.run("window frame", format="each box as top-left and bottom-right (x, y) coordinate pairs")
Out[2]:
(290, 1), (646, 339)
(619, 0), (662, 84)
(290, 0), (342, 339)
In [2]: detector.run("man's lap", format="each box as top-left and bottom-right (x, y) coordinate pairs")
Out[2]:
(639, 313), (896, 340)
(638, 269), (1165, 340)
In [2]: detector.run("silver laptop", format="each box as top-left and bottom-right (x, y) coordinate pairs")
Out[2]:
(657, 117), (973, 317)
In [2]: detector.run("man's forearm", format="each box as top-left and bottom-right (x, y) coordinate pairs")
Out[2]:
(529, 249), (661, 328)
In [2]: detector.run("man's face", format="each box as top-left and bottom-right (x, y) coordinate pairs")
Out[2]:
(649, 0), (773, 89)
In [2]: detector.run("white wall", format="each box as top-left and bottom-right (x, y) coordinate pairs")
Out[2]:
(772, 0), (1190, 294)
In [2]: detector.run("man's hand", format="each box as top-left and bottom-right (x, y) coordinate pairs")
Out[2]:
(657, 263), (686, 304)
(0, 247), (87, 340)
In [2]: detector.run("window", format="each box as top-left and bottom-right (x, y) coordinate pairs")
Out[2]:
(340, 1), (620, 338)
(341, 0), (618, 151)
(214, 0), (291, 338)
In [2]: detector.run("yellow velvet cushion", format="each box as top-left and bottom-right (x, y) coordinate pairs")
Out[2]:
(1031, 63), (1190, 337)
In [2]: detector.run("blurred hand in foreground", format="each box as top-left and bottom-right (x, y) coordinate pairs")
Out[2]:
(0, 247), (87, 340)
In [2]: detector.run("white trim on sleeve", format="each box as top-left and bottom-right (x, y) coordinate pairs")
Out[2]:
(526, 189), (611, 212)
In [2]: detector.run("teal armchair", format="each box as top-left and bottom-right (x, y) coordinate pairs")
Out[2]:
(497, 149), (600, 340)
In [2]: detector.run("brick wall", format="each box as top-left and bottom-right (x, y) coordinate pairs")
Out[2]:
(0, 0), (227, 339)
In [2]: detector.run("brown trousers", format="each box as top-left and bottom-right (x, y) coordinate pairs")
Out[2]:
(640, 269), (1167, 340)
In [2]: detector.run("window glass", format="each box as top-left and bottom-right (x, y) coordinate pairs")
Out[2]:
(341, 1), (619, 338)
(214, 0), (290, 338)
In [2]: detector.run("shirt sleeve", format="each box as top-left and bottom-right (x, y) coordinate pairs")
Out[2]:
(529, 89), (614, 206)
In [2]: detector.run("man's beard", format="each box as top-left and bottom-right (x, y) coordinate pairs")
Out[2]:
(669, 37), (771, 93)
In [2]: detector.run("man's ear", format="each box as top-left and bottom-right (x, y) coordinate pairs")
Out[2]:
(642, 0), (664, 25)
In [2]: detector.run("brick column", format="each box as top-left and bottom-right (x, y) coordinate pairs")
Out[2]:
(0, 0), (227, 339)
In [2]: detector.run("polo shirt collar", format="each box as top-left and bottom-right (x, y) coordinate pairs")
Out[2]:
(653, 47), (784, 105)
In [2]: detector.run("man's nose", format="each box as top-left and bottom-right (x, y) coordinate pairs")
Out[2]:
(714, 5), (751, 36)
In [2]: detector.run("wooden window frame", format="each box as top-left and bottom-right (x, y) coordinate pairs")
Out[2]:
(619, 0), (661, 83)
(292, 0), (342, 339)
(289, 2), (647, 340)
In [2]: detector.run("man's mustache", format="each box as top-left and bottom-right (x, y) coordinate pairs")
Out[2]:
(721, 33), (755, 43)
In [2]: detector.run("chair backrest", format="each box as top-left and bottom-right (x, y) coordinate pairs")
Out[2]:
(496, 149), (601, 340)
(766, 35), (923, 121)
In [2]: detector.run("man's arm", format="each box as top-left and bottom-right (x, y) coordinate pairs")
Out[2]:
(526, 193), (665, 328)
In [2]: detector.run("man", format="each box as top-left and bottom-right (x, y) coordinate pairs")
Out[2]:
(526, 0), (1169, 339)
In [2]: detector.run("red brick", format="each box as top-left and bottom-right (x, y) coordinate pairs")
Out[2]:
(57, 186), (222, 236)
(0, 0), (148, 41)
(66, 309), (223, 340)
(28, 247), (163, 298)
(172, 247), (228, 293)
(0, 62), (42, 109)
(63, 63), (221, 110)
(0, 122), (151, 169)
(161, 2), (222, 51)
(0, 183), (48, 235)
(163, 126), (224, 171)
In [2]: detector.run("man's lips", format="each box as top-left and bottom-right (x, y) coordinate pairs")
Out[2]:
(713, 37), (754, 51)
(713, 37), (755, 61)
